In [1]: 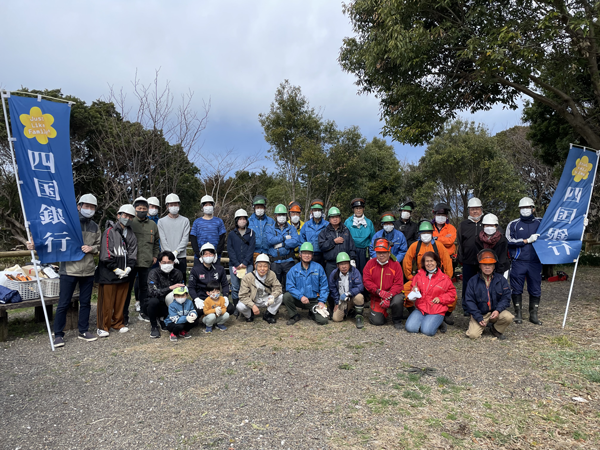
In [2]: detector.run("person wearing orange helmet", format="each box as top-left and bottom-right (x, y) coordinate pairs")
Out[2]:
(287, 201), (305, 233)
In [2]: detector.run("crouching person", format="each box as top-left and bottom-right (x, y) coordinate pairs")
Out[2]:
(165, 286), (197, 342)
(237, 254), (283, 324)
(283, 243), (330, 325)
(464, 249), (514, 340)
(328, 252), (365, 328)
(202, 281), (230, 332)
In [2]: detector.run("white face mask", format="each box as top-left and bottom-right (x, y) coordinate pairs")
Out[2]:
(149, 208), (159, 216)
(426, 267), (437, 274)
(168, 206), (180, 215)
(484, 226), (496, 235)
(401, 211), (411, 220)
(209, 292), (220, 300)
(255, 208), (265, 217)
(420, 233), (432, 244)
(383, 224), (394, 233)
(521, 208), (532, 217)
(175, 297), (187, 304)
(377, 259), (389, 266)
(313, 210), (322, 219)
(80, 208), (95, 218)
(277, 216), (287, 224)
(160, 263), (174, 273)
(435, 215), (446, 225)
(203, 205), (214, 215)
(291, 215), (300, 224)
(202, 255), (215, 265)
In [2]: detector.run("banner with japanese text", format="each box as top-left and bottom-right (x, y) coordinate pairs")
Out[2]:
(533, 145), (598, 264)
(8, 95), (85, 263)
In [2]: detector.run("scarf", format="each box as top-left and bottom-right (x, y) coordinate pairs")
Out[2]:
(353, 215), (367, 228)
(478, 230), (502, 249)
(338, 272), (350, 296)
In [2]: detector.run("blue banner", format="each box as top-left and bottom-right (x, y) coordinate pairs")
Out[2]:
(533, 145), (598, 264)
(8, 95), (85, 264)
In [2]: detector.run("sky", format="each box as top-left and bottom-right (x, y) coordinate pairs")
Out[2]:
(1, 0), (524, 173)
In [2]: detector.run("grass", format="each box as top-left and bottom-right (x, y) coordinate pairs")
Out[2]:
(542, 348), (600, 383)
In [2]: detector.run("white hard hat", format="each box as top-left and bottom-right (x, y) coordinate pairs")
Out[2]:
(165, 193), (180, 204)
(200, 242), (216, 253)
(234, 209), (248, 219)
(518, 197), (535, 208)
(482, 213), (499, 226)
(78, 193), (97, 206)
(467, 197), (482, 208)
(133, 196), (148, 207)
(255, 254), (270, 265)
(147, 196), (160, 207)
(118, 204), (136, 216)
(201, 195), (215, 205)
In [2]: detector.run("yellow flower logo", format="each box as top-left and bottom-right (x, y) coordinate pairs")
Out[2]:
(571, 156), (594, 182)
(19, 107), (57, 144)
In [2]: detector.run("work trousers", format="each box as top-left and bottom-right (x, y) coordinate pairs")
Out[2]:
(369, 294), (404, 326)
(466, 310), (514, 339)
(272, 260), (295, 293)
(54, 275), (95, 337)
(355, 248), (368, 274)
(332, 293), (364, 322)
(97, 282), (129, 331)
(510, 259), (542, 297)
(236, 294), (283, 318)
(282, 292), (328, 325)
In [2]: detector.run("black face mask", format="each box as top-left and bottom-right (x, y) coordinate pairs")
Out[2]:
(136, 211), (148, 219)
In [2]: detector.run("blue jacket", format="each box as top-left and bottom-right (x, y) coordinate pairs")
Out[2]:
(369, 229), (408, 262)
(165, 298), (197, 325)
(148, 214), (159, 224)
(506, 215), (542, 262)
(328, 266), (364, 305)
(265, 222), (299, 262)
(227, 228), (256, 268)
(344, 216), (376, 249)
(286, 261), (329, 302)
(300, 218), (329, 253)
(248, 214), (275, 254)
(464, 272), (511, 323)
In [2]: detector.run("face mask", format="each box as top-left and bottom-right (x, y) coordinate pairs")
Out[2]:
(175, 297), (187, 304)
(484, 226), (496, 235)
(119, 217), (131, 227)
(136, 210), (148, 219)
(383, 224), (394, 233)
(313, 211), (322, 219)
(203, 205), (214, 215)
(521, 208), (532, 217)
(168, 206), (180, 215)
(238, 219), (248, 229)
(202, 255), (215, 265)
(80, 208), (94, 218)
(377, 259), (388, 266)
(149, 208), (159, 216)
(426, 267), (437, 274)
(161, 263), (174, 273)
(255, 208), (265, 217)
(277, 216), (287, 224)
(291, 215), (300, 224)
(401, 211), (410, 220)
(209, 292), (220, 300)
(468, 214), (482, 222)
(420, 233), (432, 244)
(435, 215), (446, 225)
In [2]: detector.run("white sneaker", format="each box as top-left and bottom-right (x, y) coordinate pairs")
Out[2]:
(135, 301), (141, 312)
(97, 329), (109, 338)
(119, 327), (129, 333)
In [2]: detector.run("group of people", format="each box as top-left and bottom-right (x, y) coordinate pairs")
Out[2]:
(28, 193), (544, 347)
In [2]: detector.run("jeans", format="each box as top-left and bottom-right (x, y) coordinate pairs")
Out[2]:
(124, 267), (150, 319)
(230, 265), (253, 301)
(405, 309), (444, 336)
(54, 275), (95, 337)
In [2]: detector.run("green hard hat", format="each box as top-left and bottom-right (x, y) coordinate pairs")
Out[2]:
(173, 286), (189, 296)
(253, 195), (267, 205)
(418, 221), (434, 232)
(299, 242), (314, 252)
(336, 252), (351, 264)
(328, 206), (341, 217)
(401, 201), (415, 211)
(380, 212), (395, 223)
(274, 204), (287, 214)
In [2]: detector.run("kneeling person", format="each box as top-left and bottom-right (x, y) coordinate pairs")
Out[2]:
(203, 281), (230, 332)
(328, 252), (365, 328)
(237, 254), (283, 324)
(165, 286), (197, 342)
(283, 243), (330, 325)
(147, 251), (185, 338)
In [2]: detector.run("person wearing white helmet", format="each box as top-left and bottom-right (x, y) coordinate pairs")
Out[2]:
(237, 253), (283, 323)
(475, 214), (509, 274)
(190, 194), (226, 265)
(227, 209), (256, 314)
(506, 197), (543, 325)
(147, 196), (161, 224)
(457, 197), (485, 314)
(95, 204), (138, 337)
(157, 193), (190, 282)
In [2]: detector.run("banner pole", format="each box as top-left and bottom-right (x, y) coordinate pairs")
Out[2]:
(1, 90), (55, 351)
(561, 145), (600, 329)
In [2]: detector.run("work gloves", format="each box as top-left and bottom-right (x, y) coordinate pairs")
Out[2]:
(194, 298), (204, 310)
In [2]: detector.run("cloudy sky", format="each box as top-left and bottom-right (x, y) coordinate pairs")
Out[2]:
(2, 0), (523, 172)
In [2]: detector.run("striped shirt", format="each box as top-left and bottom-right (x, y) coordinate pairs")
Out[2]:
(190, 216), (226, 248)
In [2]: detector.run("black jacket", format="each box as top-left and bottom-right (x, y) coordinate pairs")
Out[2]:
(188, 262), (229, 300)
(147, 267), (184, 299)
(318, 223), (357, 262)
(457, 219), (485, 265)
(394, 219), (419, 247)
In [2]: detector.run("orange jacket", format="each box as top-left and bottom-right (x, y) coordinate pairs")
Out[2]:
(402, 240), (453, 282)
(433, 223), (457, 256)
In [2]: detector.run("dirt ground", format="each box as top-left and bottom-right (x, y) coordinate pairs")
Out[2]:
(1, 266), (599, 450)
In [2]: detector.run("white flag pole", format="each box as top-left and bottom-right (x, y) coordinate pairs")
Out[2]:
(562, 145), (600, 329)
(1, 90), (55, 351)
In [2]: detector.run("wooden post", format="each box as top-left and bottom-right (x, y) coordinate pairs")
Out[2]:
(65, 298), (79, 330)
(35, 304), (53, 323)
(0, 309), (7, 342)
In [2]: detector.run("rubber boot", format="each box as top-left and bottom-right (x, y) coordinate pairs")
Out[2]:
(444, 311), (454, 325)
(529, 296), (542, 325)
(392, 304), (404, 330)
(512, 294), (523, 324)
(355, 305), (364, 329)
(262, 310), (277, 324)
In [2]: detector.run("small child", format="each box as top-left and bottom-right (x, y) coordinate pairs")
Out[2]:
(203, 280), (230, 333)
(165, 286), (198, 342)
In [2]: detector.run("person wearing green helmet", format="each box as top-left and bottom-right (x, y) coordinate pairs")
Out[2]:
(318, 206), (357, 279)
(327, 252), (365, 328)
(300, 199), (329, 270)
(283, 242), (330, 325)
(265, 204), (299, 292)
(395, 201), (419, 246)
(345, 198), (376, 274)
(369, 212), (408, 263)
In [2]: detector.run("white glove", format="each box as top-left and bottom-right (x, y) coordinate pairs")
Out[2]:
(172, 250), (179, 265)
(224, 296), (229, 307)
(266, 295), (275, 306)
(503, 270), (509, 280)
(174, 258), (180, 265)
(584, 217), (589, 227)
(215, 306), (222, 316)
(407, 290), (422, 301)
(315, 303), (329, 318)
(124, 267), (131, 277)
(194, 298), (204, 310)
(274, 243), (283, 249)
(169, 315), (179, 323)
(188, 311), (198, 320)
(186, 314), (196, 323)
(285, 235), (291, 240)
(350, 260), (356, 267)
(527, 234), (539, 243)
(113, 268), (126, 278)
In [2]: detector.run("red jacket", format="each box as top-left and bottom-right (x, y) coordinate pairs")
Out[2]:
(363, 258), (404, 316)
(410, 269), (456, 316)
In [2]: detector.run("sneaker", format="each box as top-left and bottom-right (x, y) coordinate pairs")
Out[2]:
(170, 333), (178, 342)
(53, 336), (65, 347)
(179, 330), (192, 339)
(78, 331), (98, 342)
(159, 320), (167, 331)
(150, 326), (161, 339)
(204, 326), (213, 333)
(119, 327), (129, 333)
(286, 314), (301, 326)
(135, 301), (141, 312)
(215, 324), (227, 331)
(97, 329), (109, 338)
(138, 313), (150, 322)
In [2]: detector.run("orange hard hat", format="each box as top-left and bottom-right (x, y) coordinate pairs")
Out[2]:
(374, 238), (391, 252)
(288, 201), (302, 213)
(477, 249), (497, 264)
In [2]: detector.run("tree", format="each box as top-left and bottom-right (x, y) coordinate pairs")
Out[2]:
(339, 0), (600, 149)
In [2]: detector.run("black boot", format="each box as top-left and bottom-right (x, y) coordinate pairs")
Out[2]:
(512, 294), (523, 324)
(262, 310), (277, 324)
(392, 303), (404, 330)
(355, 306), (364, 329)
(529, 296), (542, 325)
(245, 311), (255, 322)
(444, 311), (454, 325)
